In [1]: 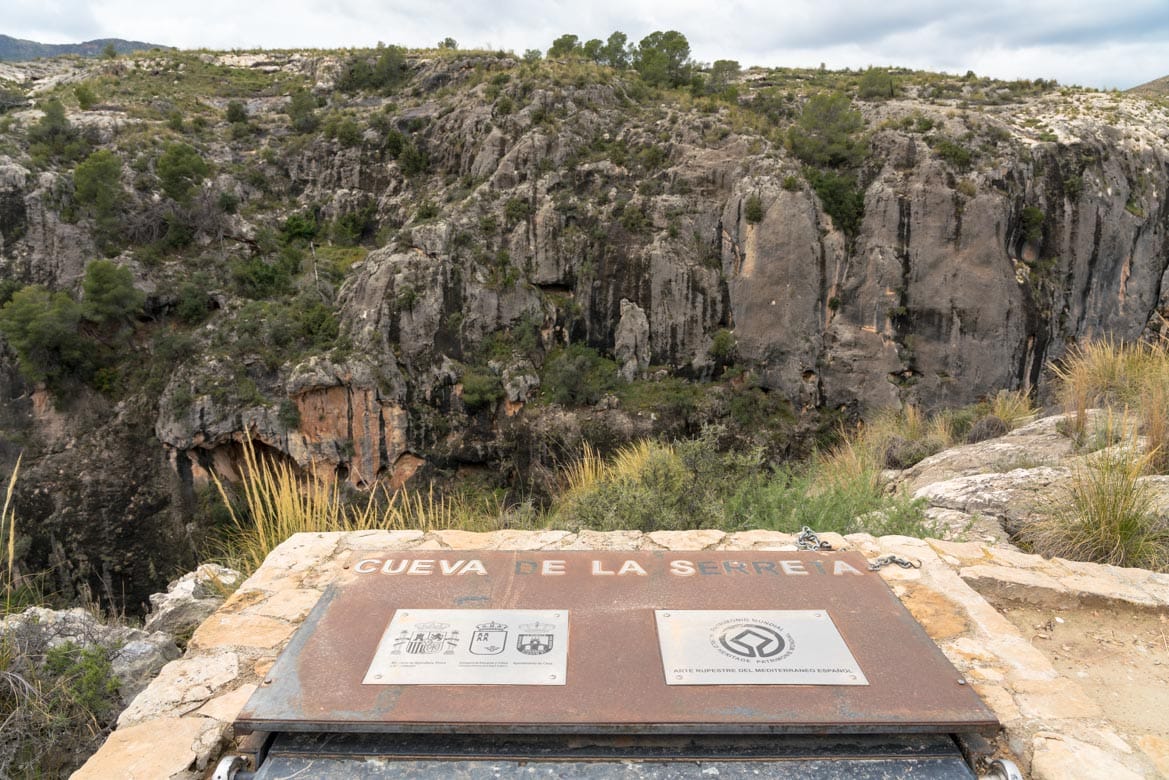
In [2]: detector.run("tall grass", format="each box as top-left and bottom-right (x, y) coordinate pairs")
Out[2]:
(1051, 337), (1169, 448)
(212, 437), (521, 573)
(1, 455), (36, 616)
(1020, 442), (1169, 571)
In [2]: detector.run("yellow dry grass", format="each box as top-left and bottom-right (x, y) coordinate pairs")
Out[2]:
(211, 437), (513, 573)
(2, 454), (20, 612)
(1051, 337), (1169, 472)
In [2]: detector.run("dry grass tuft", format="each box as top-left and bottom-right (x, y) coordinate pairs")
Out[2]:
(1051, 337), (1169, 472)
(989, 389), (1036, 428)
(1021, 439), (1169, 572)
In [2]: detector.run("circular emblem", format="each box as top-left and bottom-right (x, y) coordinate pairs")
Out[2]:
(711, 620), (795, 662)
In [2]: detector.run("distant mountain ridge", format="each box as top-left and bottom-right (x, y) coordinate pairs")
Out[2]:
(0, 33), (167, 61)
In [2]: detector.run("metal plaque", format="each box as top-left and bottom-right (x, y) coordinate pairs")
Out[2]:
(236, 551), (999, 736)
(656, 610), (866, 685)
(363, 609), (568, 685)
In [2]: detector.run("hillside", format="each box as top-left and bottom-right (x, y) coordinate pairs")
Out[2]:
(1, 46), (1168, 611)
(1127, 74), (1169, 98)
(0, 34), (166, 61)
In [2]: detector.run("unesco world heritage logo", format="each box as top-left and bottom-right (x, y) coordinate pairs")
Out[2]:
(711, 619), (795, 663)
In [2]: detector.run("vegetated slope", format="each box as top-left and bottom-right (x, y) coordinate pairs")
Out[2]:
(0, 34), (166, 61)
(1126, 74), (1169, 98)
(0, 47), (1167, 610)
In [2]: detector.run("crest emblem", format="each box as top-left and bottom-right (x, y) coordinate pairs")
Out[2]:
(517, 621), (555, 655)
(390, 622), (459, 655)
(469, 621), (509, 655)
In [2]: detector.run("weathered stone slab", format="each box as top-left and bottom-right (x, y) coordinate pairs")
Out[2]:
(959, 564), (1070, 606)
(564, 529), (644, 549)
(1030, 733), (1145, 780)
(117, 653), (240, 727)
(646, 529), (726, 550)
(188, 612), (297, 652)
(73, 716), (223, 780)
(1013, 679), (1102, 719)
(1137, 735), (1169, 778)
(721, 529), (796, 549)
(193, 683), (258, 723)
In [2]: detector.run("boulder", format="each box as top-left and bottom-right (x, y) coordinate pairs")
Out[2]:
(143, 564), (241, 637)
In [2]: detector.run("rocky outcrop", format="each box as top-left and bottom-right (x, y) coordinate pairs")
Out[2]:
(0, 605), (180, 704)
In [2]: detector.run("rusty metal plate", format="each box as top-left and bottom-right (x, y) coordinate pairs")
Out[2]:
(363, 609), (568, 685)
(236, 551), (998, 736)
(655, 610), (867, 685)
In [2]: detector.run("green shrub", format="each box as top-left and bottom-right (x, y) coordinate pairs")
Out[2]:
(232, 256), (295, 299)
(156, 142), (209, 203)
(542, 344), (618, 406)
(726, 461), (929, 537)
(744, 194), (764, 224)
(81, 259), (144, 328)
(281, 212), (319, 243)
(398, 140), (429, 175)
(619, 202), (648, 232)
(709, 328), (737, 362)
(1021, 206), (1045, 243)
(28, 99), (89, 165)
(0, 286), (90, 386)
(788, 92), (867, 169)
(225, 100), (248, 124)
(858, 67), (895, 100)
(324, 114), (363, 147)
(332, 203), (377, 245)
(805, 168), (865, 236)
(277, 398), (301, 429)
(287, 89), (319, 133)
(930, 137), (973, 171)
(336, 46), (408, 94)
(504, 197), (531, 223)
(175, 280), (213, 324)
(73, 83), (98, 110)
(0, 634), (121, 777)
(73, 150), (125, 251)
(461, 368), (504, 411)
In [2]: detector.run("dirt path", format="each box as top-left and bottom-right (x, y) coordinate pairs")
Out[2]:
(998, 603), (1169, 737)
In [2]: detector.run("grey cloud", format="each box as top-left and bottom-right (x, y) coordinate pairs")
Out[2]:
(5, 0), (102, 41)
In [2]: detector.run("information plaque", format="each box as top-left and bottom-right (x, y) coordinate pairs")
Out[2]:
(363, 609), (569, 685)
(656, 610), (867, 685)
(236, 551), (999, 737)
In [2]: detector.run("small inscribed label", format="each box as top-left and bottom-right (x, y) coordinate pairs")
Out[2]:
(363, 609), (568, 685)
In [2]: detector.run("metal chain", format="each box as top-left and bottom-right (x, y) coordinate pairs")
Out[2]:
(795, 526), (833, 551)
(867, 554), (922, 571)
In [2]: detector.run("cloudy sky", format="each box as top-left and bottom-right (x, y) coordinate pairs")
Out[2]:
(5, 0), (1167, 90)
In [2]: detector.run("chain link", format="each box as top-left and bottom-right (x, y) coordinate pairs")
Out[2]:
(795, 526), (833, 551)
(867, 554), (922, 571)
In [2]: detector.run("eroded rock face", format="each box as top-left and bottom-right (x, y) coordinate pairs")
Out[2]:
(2, 52), (1169, 612)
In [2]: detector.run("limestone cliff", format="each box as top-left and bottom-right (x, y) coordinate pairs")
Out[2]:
(0, 50), (1167, 606)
